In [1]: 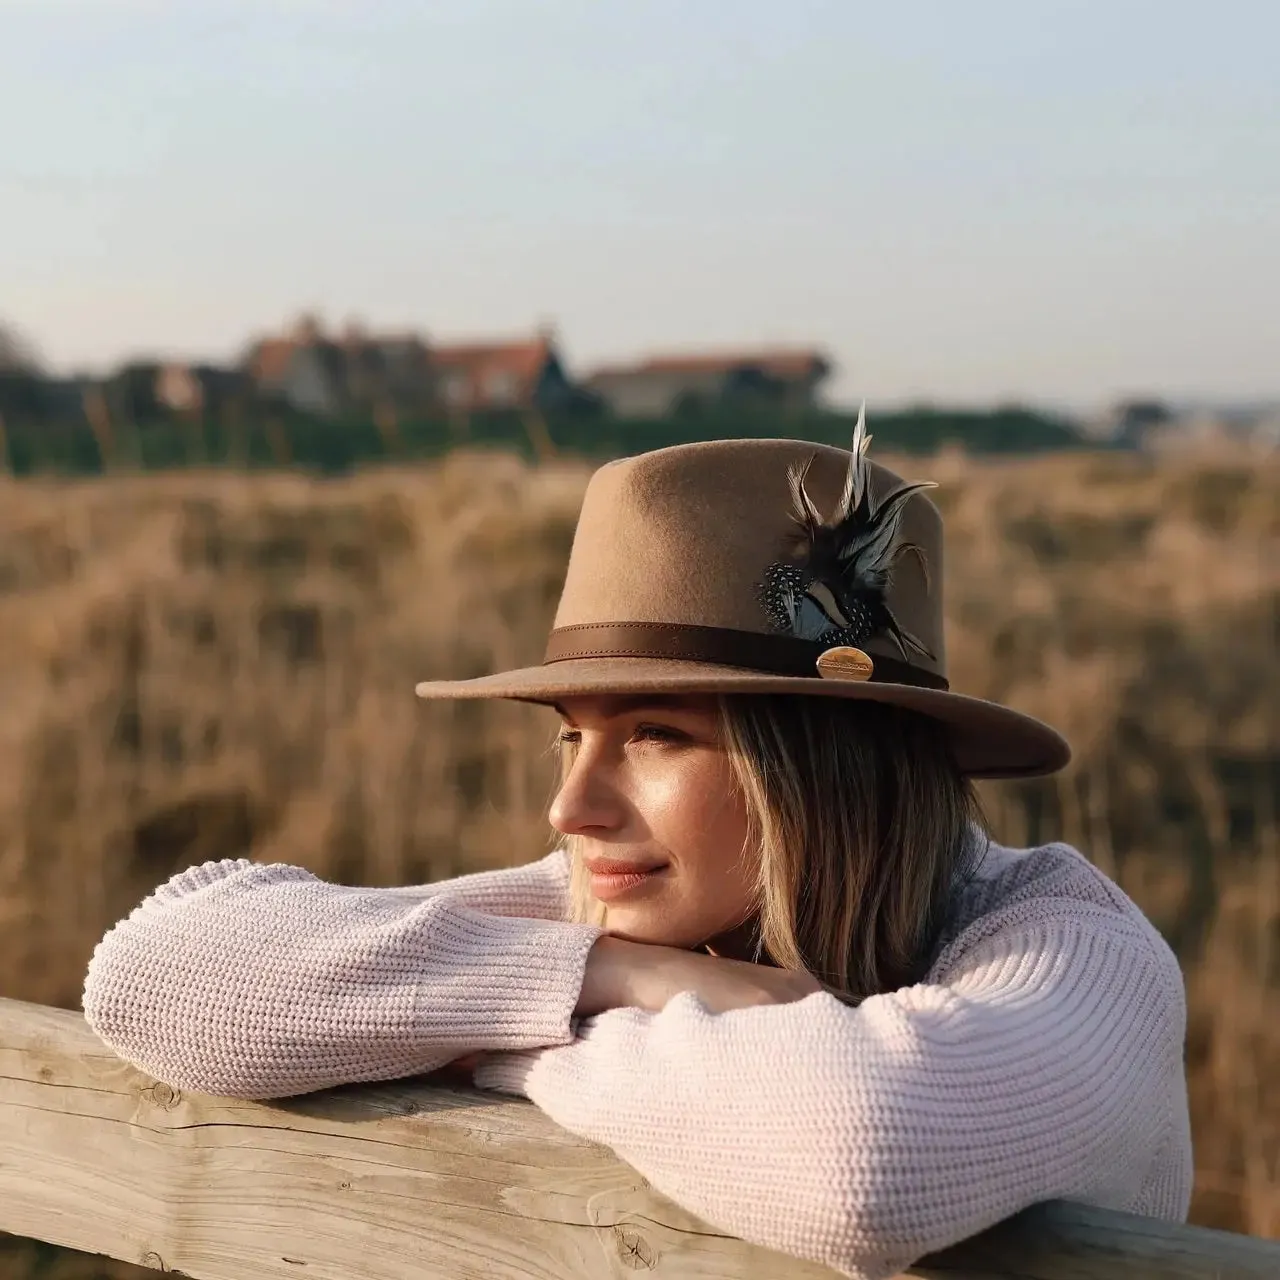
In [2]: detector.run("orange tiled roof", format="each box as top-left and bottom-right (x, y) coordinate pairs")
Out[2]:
(431, 336), (554, 406)
(342, 330), (428, 352)
(433, 337), (550, 377)
(590, 348), (828, 380)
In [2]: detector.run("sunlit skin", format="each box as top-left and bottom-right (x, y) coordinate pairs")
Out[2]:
(551, 694), (759, 956)
(448, 696), (821, 1071)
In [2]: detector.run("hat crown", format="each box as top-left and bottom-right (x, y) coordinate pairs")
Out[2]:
(552, 436), (947, 678)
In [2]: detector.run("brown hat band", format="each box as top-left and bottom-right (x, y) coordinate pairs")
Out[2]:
(544, 622), (950, 691)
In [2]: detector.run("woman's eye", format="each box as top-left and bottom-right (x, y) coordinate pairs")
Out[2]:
(557, 729), (581, 748)
(632, 723), (687, 745)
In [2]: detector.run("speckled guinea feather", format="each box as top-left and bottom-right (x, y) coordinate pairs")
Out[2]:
(760, 405), (936, 661)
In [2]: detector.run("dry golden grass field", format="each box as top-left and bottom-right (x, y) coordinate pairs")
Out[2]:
(1, 447), (1276, 1278)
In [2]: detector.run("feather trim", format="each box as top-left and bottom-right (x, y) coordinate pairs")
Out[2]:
(759, 404), (937, 661)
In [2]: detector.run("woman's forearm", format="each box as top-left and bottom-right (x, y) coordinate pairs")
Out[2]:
(84, 854), (602, 1099)
(576, 935), (821, 1017)
(575, 935), (694, 1016)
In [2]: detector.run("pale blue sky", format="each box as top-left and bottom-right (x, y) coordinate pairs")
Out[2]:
(2, 0), (1276, 408)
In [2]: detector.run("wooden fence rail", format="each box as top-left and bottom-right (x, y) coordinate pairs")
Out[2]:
(2, 996), (1278, 1279)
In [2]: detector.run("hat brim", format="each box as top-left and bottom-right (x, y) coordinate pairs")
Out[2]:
(414, 657), (1070, 780)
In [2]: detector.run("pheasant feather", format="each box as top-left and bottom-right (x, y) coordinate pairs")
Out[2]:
(759, 404), (937, 661)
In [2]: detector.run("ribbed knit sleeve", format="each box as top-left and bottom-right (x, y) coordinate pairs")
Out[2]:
(83, 849), (603, 1099)
(473, 905), (1192, 1280)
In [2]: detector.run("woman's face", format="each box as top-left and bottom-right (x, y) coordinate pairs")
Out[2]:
(551, 694), (758, 952)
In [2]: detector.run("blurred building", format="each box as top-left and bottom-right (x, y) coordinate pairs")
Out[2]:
(243, 315), (435, 418)
(584, 348), (831, 417)
(431, 329), (583, 413)
(237, 316), (585, 418)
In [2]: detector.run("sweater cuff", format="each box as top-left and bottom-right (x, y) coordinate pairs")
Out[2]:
(414, 907), (604, 1050)
(473, 1049), (543, 1097)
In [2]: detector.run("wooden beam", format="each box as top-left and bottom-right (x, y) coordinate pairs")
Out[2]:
(2, 996), (1278, 1280)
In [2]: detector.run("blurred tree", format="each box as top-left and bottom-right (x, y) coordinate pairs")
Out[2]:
(0, 321), (42, 374)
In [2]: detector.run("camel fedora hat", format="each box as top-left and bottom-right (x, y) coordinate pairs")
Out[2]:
(415, 416), (1070, 779)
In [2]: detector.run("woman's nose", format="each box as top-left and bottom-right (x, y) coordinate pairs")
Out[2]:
(549, 752), (627, 836)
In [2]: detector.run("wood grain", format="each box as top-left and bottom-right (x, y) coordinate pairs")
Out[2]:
(2, 997), (1277, 1279)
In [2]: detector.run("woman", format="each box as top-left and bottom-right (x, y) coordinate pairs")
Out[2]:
(83, 422), (1192, 1280)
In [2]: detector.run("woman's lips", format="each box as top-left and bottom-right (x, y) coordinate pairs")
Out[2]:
(586, 862), (669, 901)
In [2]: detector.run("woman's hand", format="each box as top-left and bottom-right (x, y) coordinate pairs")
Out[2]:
(577, 934), (823, 1017)
(434, 1051), (484, 1080)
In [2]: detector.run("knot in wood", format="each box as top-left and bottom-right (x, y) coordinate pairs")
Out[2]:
(144, 1082), (182, 1110)
(613, 1225), (657, 1270)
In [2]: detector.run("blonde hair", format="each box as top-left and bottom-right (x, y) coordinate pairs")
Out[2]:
(566, 694), (987, 1004)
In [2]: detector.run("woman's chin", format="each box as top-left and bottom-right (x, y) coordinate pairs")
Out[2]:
(600, 909), (671, 945)
(601, 906), (716, 951)
(597, 907), (681, 948)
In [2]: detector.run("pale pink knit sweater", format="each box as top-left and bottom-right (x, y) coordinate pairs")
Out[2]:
(83, 837), (1193, 1280)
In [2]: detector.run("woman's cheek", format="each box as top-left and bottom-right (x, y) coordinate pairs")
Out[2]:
(629, 761), (700, 847)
